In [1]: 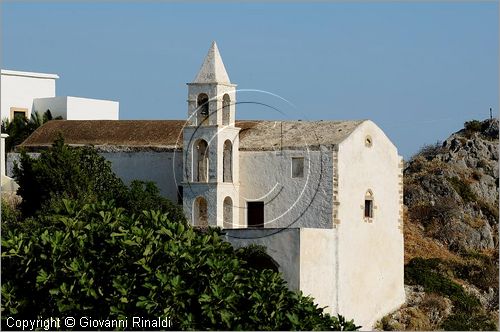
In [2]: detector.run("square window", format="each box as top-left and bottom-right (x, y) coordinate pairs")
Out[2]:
(10, 107), (28, 120)
(291, 157), (304, 178)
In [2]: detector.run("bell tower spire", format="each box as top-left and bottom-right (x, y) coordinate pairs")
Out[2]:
(193, 41), (231, 84)
(186, 41), (236, 127)
(183, 42), (241, 229)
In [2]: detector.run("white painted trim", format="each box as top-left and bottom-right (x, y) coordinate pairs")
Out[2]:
(1, 69), (59, 79)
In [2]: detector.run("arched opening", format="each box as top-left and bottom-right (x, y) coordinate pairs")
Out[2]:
(193, 196), (208, 227)
(364, 190), (374, 219)
(236, 245), (280, 273)
(223, 196), (233, 227)
(193, 139), (209, 182)
(222, 94), (230, 126)
(223, 140), (233, 182)
(197, 93), (209, 126)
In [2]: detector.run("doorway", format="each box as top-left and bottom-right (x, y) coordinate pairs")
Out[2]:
(247, 201), (264, 228)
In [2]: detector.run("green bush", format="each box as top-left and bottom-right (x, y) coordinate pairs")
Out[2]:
(405, 258), (480, 311)
(405, 258), (498, 330)
(14, 136), (128, 217)
(453, 251), (499, 293)
(441, 312), (497, 331)
(13, 137), (185, 222)
(1, 110), (62, 152)
(126, 180), (186, 223)
(464, 120), (482, 133)
(1, 199), (359, 330)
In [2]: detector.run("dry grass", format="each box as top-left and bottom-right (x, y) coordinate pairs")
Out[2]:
(403, 209), (462, 264)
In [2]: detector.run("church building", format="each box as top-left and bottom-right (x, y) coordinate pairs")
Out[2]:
(10, 42), (405, 328)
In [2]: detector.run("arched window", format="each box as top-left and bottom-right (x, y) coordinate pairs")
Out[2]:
(223, 140), (232, 182)
(193, 196), (208, 227)
(193, 139), (209, 182)
(223, 196), (233, 228)
(364, 190), (374, 219)
(222, 94), (230, 126)
(197, 93), (209, 126)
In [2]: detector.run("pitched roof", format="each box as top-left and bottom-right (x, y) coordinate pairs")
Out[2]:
(19, 119), (364, 151)
(192, 41), (231, 84)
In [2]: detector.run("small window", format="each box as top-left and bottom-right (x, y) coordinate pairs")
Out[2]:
(364, 199), (373, 218)
(222, 94), (230, 126)
(10, 107), (28, 120)
(291, 157), (304, 178)
(365, 135), (373, 147)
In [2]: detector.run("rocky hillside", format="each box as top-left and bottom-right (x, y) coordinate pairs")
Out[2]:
(377, 119), (499, 331)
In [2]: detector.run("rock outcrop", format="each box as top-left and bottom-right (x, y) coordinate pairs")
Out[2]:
(404, 118), (498, 252)
(376, 118), (499, 331)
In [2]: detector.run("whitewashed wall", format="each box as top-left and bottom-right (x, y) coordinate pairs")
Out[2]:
(224, 228), (338, 316)
(238, 148), (334, 229)
(1, 70), (57, 121)
(299, 228), (337, 315)
(33, 96), (119, 120)
(336, 120), (405, 329)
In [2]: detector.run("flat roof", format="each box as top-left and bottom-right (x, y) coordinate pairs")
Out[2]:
(1, 69), (59, 79)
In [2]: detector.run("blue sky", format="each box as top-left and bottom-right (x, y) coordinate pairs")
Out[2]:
(2, 2), (498, 158)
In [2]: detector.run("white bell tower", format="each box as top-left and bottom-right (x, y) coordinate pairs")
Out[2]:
(182, 42), (240, 228)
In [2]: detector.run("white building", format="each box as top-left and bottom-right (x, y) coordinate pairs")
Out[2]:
(0, 69), (119, 121)
(10, 42), (405, 328)
(1, 69), (58, 120)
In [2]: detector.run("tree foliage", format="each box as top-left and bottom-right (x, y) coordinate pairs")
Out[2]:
(13, 136), (128, 217)
(127, 180), (186, 223)
(13, 136), (185, 222)
(2, 199), (359, 331)
(1, 110), (61, 152)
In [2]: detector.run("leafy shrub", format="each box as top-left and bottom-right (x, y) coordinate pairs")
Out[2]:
(441, 312), (497, 331)
(453, 251), (499, 293)
(13, 137), (185, 222)
(127, 180), (186, 222)
(405, 258), (479, 312)
(464, 120), (482, 133)
(1, 199), (359, 330)
(1, 110), (62, 152)
(13, 136), (128, 217)
(405, 258), (497, 330)
(447, 176), (477, 203)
